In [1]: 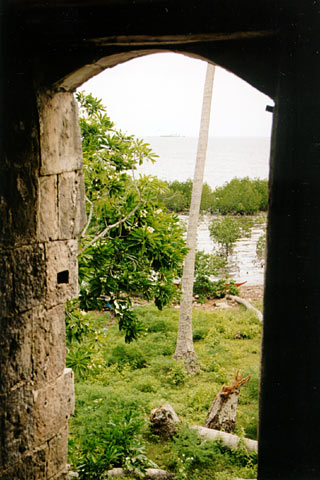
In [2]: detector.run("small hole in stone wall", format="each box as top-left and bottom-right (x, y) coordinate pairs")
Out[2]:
(57, 270), (69, 284)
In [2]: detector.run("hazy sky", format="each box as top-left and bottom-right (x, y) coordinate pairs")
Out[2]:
(80, 52), (274, 138)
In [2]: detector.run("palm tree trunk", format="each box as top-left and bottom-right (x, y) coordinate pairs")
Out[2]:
(173, 63), (215, 373)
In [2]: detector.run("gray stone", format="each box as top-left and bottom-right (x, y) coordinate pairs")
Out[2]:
(32, 305), (66, 388)
(45, 240), (78, 308)
(33, 368), (74, 445)
(0, 385), (34, 469)
(0, 310), (33, 394)
(58, 170), (86, 239)
(38, 174), (59, 241)
(0, 447), (48, 480)
(0, 166), (39, 246)
(47, 426), (69, 479)
(0, 252), (14, 318)
(13, 244), (46, 312)
(38, 92), (83, 176)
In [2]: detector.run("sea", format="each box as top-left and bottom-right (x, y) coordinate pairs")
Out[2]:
(137, 136), (270, 188)
(137, 136), (271, 286)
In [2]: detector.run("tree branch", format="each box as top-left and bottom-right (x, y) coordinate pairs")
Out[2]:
(191, 425), (258, 453)
(226, 294), (263, 322)
(79, 168), (142, 255)
(80, 196), (94, 238)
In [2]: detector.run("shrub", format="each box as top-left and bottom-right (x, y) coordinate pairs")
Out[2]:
(193, 275), (213, 298)
(134, 376), (160, 393)
(149, 357), (186, 386)
(256, 232), (266, 265)
(166, 361), (187, 386)
(192, 327), (209, 341)
(170, 424), (216, 470)
(213, 439), (258, 469)
(211, 177), (268, 215)
(210, 279), (227, 298)
(227, 280), (240, 296)
(65, 302), (100, 346)
(168, 425), (257, 480)
(107, 344), (148, 369)
(146, 318), (167, 333)
(158, 179), (214, 213)
(159, 179), (193, 212)
(200, 183), (215, 211)
(209, 215), (254, 257)
(66, 344), (94, 379)
(195, 250), (227, 276)
(193, 277), (239, 300)
(72, 409), (157, 479)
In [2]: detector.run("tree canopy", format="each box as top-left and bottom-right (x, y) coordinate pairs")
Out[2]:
(76, 92), (187, 342)
(210, 177), (268, 215)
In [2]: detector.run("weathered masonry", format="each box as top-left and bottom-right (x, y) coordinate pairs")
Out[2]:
(1, 2), (320, 479)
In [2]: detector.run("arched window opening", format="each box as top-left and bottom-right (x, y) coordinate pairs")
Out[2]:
(67, 51), (273, 479)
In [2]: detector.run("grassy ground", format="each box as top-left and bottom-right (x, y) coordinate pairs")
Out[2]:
(68, 301), (262, 479)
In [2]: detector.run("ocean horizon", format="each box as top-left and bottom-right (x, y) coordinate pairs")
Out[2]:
(137, 136), (271, 189)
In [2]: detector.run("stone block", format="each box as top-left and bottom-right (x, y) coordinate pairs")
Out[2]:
(38, 174), (59, 241)
(59, 63), (102, 91)
(0, 166), (39, 247)
(58, 170), (86, 239)
(0, 445), (47, 480)
(47, 425), (68, 479)
(38, 92), (83, 176)
(13, 244), (46, 312)
(0, 251), (14, 318)
(46, 240), (78, 308)
(0, 310), (32, 394)
(74, 171), (87, 237)
(0, 385), (34, 470)
(33, 368), (74, 445)
(32, 305), (66, 388)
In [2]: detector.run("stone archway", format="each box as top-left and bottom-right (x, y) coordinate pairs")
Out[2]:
(1, 2), (320, 479)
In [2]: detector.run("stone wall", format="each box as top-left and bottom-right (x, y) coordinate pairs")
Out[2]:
(0, 89), (86, 479)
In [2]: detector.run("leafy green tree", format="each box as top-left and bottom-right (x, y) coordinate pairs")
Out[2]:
(200, 182), (214, 211)
(209, 215), (254, 257)
(76, 92), (187, 342)
(256, 232), (266, 266)
(157, 179), (213, 213)
(211, 177), (268, 215)
(252, 178), (269, 211)
(194, 250), (226, 278)
(158, 179), (193, 212)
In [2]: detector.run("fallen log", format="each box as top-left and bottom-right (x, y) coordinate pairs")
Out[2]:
(226, 294), (263, 322)
(106, 467), (175, 479)
(191, 425), (258, 452)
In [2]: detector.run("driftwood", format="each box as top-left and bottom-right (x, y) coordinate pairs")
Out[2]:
(149, 403), (180, 439)
(106, 468), (175, 479)
(204, 372), (250, 432)
(226, 294), (263, 322)
(191, 426), (258, 452)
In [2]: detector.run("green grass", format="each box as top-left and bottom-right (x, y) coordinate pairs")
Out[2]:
(68, 303), (261, 479)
